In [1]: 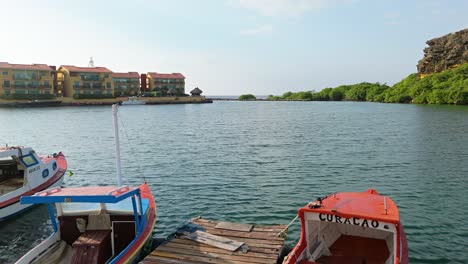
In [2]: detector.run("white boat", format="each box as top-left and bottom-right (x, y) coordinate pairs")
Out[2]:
(0, 146), (67, 220)
(121, 96), (146, 105)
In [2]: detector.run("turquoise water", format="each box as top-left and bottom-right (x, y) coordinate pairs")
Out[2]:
(0, 101), (467, 263)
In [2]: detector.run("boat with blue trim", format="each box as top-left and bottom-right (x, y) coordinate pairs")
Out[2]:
(0, 146), (67, 220)
(16, 104), (157, 263)
(16, 184), (156, 264)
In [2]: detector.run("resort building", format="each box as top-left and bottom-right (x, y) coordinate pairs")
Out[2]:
(56, 65), (113, 97)
(0, 62), (55, 97)
(112, 72), (140, 96)
(146, 72), (185, 96)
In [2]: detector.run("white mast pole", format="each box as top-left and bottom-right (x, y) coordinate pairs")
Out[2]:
(112, 104), (123, 187)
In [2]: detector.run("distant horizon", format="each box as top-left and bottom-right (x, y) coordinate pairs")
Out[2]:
(1, 0), (467, 95)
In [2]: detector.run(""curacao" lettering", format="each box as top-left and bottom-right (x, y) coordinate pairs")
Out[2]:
(319, 213), (379, 228)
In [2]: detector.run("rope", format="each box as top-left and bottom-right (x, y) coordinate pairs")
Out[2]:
(276, 214), (299, 238)
(117, 110), (147, 183)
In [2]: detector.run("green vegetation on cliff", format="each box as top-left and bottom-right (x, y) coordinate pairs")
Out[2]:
(239, 94), (256, 100)
(387, 63), (468, 104)
(267, 63), (468, 105)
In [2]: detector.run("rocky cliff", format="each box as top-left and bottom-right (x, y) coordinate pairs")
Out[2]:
(417, 28), (468, 75)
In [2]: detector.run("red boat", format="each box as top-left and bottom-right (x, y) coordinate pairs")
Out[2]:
(284, 189), (408, 264)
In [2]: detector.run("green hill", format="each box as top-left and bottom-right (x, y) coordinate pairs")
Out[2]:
(267, 63), (468, 105)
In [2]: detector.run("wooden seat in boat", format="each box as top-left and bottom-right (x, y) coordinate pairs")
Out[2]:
(71, 230), (112, 264)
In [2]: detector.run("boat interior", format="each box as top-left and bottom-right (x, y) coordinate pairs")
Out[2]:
(303, 219), (394, 264)
(29, 200), (147, 264)
(0, 158), (24, 195)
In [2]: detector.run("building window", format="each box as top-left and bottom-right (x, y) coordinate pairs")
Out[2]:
(44, 90), (50, 95)
(107, 90), (112, 95)
(106, 82), (111, 88)
(2, 71), (8, 76)
(3, 80), (10, 87)
(74, 81), (80, 88)
(75, 90), (80, 94)
(44, 81), (50, 88)
(4, 90), (10, 96)
(104, 74), (109, 78)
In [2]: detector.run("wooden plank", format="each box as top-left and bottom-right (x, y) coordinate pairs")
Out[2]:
(171, 237), (283, 249)
(160, 242), (278, 260)
(182, 231), (245, 252)
(170, 238), (282, 254)
(151, 250), (254, 264)
(215, 221), (253, 232)
(142, 255), (206, 264)
(142, 218), (287, 264)
(202, 227), (285, 241)
(192, 218), (286, 231)
(155, 245), (275, 264)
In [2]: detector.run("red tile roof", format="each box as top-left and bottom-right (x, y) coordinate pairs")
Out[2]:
(60, 65), (113, 73)
(148, 72), (185, 79)
(112, 72), (140, 78)
(0, 62), (54, 71)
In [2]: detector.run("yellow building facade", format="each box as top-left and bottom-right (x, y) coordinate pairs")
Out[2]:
(146, 72), (185, 96)
(0, 62), (55, 97)
(56, 66), (114, 97)
(112, 72), (140, 96)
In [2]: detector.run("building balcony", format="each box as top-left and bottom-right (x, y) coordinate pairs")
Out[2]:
(13, 75), (41, 81)
(80, 76), (104, 81)
(73, 85), (104, 89)
(11, 85), (51, 89)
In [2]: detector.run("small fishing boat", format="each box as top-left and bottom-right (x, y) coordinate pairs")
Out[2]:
(283, 189), (408, 264)
(16, 105), (157, 264)
(0, 146), (67, 220)
(121, 96), (146, 105)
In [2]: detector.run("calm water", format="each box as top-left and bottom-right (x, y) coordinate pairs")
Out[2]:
(0, 101), (467, 263)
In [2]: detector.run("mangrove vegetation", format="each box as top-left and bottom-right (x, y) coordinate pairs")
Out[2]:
(267, 63), (468, 105)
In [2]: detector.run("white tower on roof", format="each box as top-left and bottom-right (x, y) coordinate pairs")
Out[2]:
(88, 57), (95, 67)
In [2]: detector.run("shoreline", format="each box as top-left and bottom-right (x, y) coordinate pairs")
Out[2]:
(0, 96), (213, 108)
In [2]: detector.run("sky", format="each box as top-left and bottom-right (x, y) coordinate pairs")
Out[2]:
(0, 0), (466, 95)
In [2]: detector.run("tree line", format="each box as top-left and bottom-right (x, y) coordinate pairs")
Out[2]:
(266, 63), (468, 105)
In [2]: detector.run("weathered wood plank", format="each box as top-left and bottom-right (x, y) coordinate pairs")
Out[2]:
(202, 227), (285, 241)
(160, 243), (277, 260)
(172, 237), (283, 249)
(155, 245), (275, 264)
(151, 250), (254, 264)
(141, 255), (206, 264)
(163, 240), (279, 259)
(215, 222), (253, 232)
(192, 218), (286, 232)
(142, 218), (287, 264)
(182, 231), (244, 252)
(170, 238), (282, 254)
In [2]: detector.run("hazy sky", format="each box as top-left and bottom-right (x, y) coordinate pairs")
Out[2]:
(0, 0), (466, 95)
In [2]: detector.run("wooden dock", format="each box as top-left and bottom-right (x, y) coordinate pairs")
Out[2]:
(141, 218), (288, 264)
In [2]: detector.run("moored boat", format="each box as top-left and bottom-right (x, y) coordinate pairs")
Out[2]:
(284, 189), (408, 264)
(16, 184), (156, 264)
(16, 104), (157, 264)
(0, 146), (67, 220)
(121, 96), (146, 105)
